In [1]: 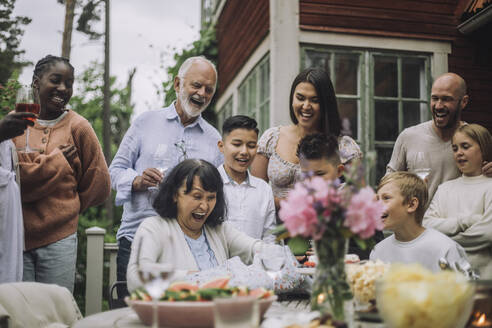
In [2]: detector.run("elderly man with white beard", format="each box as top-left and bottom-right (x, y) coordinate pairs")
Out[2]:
(109, 56), (223, 299)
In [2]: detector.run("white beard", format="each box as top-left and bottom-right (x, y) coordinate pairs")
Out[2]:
(179, 89), (207, 118)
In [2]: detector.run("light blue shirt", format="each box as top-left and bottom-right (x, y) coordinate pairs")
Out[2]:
(110, 103), (223, 242)
(183, 229), (218, 270)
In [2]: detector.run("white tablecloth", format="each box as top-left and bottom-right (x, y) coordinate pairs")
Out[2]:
(73, 301), (385, 328)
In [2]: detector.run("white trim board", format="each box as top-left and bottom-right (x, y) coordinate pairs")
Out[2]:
(300, 31), (451, 79)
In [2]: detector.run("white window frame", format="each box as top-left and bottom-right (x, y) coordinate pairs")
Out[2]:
(299, 31), (451, 185)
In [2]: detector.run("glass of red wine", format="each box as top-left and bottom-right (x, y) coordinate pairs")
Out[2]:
(15, 85), (40, 152)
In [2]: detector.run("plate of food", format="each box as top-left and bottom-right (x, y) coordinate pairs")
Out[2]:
(126, 279), (276, 328)
(346, 260), (390, 323)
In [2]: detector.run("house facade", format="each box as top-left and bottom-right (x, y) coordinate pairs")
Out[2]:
(202, 0), (492, 184)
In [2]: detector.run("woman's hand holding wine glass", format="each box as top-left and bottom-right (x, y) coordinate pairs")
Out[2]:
(14, 85), (40, 153)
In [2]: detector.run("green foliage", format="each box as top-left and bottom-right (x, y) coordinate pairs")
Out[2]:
(0, 78), (20, 114)
(160, 23), (218, 125)
(69, 61), (133, 313)
(57, 0), (104, 40)
(0, 0), (31, 84)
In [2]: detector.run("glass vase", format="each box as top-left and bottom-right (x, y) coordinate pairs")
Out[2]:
(311, 237), (352, 322)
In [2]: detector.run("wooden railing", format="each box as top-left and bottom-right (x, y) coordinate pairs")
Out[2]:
(84, 227), (118, 316)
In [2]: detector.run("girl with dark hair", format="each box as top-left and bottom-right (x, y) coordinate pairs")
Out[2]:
(12, 55), (110, 292)
(251, 68), (361, 210)
(126, 159), (262, 291)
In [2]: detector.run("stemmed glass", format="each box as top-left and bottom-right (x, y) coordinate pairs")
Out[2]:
(136, 238), (175, 328)
(258, 243), (288, 282)
(15, 85), (40, 152)
(413, 151), (431, 182)
(148, 144), (170, 192)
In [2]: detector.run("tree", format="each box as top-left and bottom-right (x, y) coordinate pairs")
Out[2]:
(0, 0), (31, 84)
(69, 61), (133, 312)
(61, 0), (76, 58)
(58, 0), (103, 58)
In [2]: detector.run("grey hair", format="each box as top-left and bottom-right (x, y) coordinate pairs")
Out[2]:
(177, 56), (217, 85)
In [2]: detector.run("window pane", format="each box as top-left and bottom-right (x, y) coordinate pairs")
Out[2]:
(249, 72), (257, 111)
(403, 102), (421, 129)
(374, 56), (397, 97)
(375, 100), (398, 141)
(402, 58), (424, 99)
(338, 99), (358, 140)
(260, 60), (269, 102)
(260, 101), (269, 134)
(238, 86), (247, 114)
(304, 49), (331, 73)
(335, 54), (358, 95)
(375, 146), (393, 184)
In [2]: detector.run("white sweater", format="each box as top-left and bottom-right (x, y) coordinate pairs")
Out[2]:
(370, 228), (466, 272)
(423, 175), (492, 278)
(127, 216), (261, 291)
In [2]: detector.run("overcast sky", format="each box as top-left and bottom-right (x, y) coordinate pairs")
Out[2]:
(13, 0), (201, 117)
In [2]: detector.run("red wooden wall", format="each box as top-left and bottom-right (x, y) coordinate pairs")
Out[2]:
(216, 0), (269, 94)
(215, 0), (491, 132)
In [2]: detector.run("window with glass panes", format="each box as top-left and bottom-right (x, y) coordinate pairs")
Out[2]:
(217, 96), (233, 133)
(238, 55), (270, 134)
(302, 46), (430, 185)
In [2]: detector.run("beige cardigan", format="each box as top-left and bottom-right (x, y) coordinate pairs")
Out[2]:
(127, 216), (261, 291)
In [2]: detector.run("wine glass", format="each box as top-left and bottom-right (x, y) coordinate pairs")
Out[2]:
(258, 243), (288, 282)
(136, 235), (175, 328)
(412, 151), (431, 182)
(148, 144), (170, 192)
(138, 262), (175, 328)
(15, 85), (40, 152)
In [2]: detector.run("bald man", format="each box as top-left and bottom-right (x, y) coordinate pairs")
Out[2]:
(386, 73), (491, 201)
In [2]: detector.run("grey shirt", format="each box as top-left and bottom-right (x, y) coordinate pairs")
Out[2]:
(386, 120), (460, 201)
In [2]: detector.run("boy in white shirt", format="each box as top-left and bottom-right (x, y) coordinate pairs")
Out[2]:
(217, 115), (276, 242)
(370, 171), (468, 272)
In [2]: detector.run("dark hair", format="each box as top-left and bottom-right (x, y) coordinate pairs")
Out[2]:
(153, 159), (226, 227)
(297, 133), (341, 165)
(222, 115), (259, 137)
(289, 68), (341, 136)
(32, 55), (74, 84)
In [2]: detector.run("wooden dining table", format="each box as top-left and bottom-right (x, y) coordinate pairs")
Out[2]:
(73, 299), (386, 328)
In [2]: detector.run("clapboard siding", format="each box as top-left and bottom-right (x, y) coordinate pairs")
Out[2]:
(215, 0), (491, 132)
(216, 0), (269, 94)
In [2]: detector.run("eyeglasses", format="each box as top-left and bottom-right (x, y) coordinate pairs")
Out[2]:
(174, 140), (188, 161)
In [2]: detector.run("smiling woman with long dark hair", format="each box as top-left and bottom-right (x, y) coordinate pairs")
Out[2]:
(12, 55), (110, 292)
(126, 159), (262, 291)
(251, 68), (362, 211)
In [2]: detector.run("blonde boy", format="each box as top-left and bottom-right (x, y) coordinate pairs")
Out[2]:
(370, 172), (468, 272)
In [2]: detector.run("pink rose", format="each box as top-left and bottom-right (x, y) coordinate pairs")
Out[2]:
(279, 183), (319, 237)
(344, 187), (384, 239)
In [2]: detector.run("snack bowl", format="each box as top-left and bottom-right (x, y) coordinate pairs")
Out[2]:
(375, 265), (475, 328)
(125, 295), (277, 328)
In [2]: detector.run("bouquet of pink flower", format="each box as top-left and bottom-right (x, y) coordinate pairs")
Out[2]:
(276, 160), (385, 321)
(276, 160), (385, 255)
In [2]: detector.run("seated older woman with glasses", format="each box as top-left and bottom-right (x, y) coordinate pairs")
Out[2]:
(126, 159), (264, 291)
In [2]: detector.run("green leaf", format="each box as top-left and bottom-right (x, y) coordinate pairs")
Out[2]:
(287, 236), (310, 256)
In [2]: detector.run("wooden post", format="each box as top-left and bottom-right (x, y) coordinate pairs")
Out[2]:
(85, 226), (106, 315)
(104, 242), (119, 290)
